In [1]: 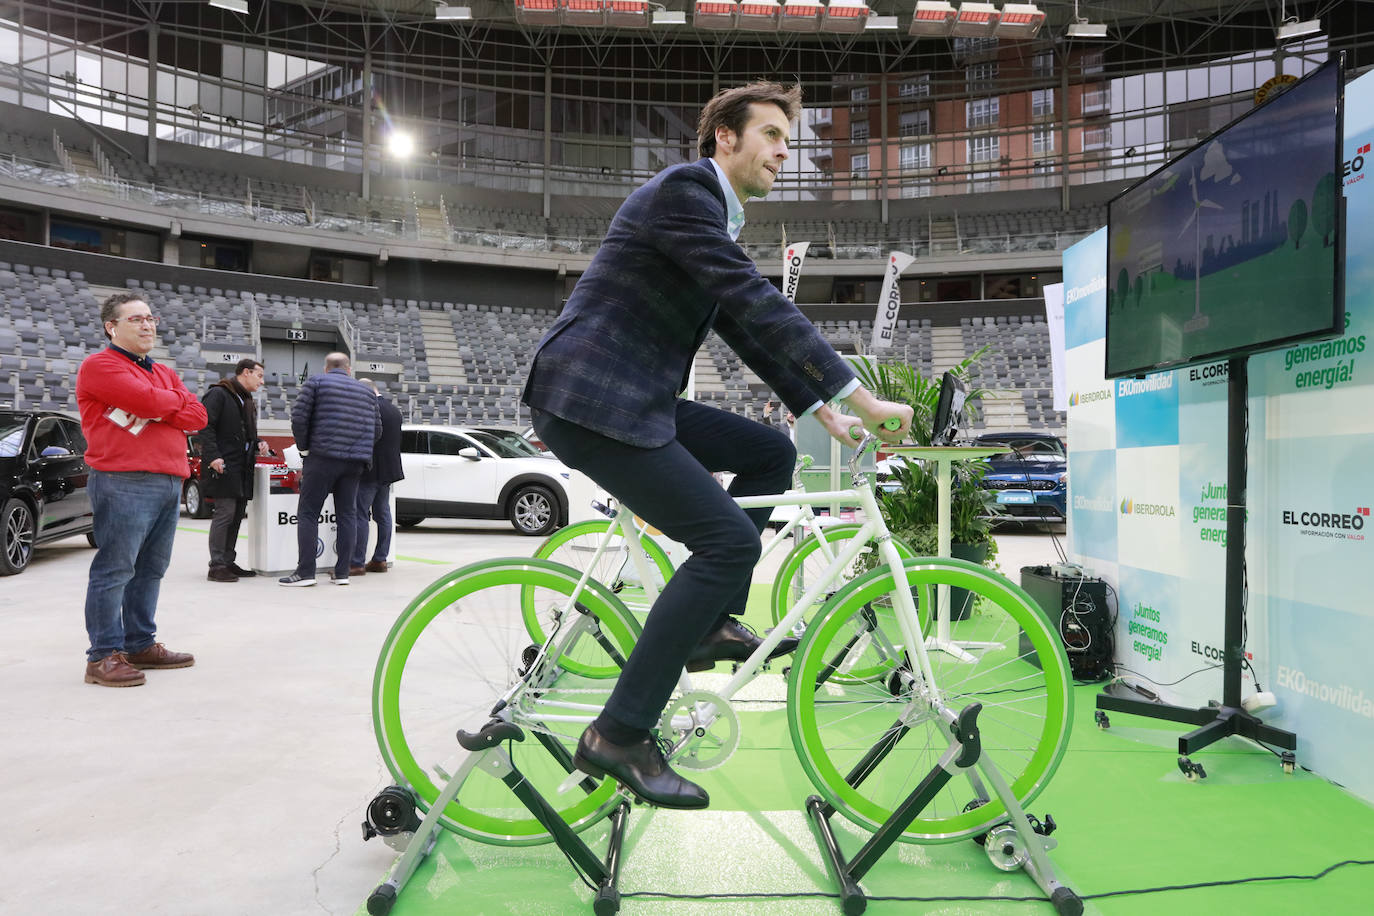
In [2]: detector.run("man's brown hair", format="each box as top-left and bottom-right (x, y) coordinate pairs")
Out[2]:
(697, 81), (802, 159)
(100, 291), (148, 341)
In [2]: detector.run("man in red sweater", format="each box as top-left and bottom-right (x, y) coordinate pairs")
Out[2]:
(76, 292), (208, 687)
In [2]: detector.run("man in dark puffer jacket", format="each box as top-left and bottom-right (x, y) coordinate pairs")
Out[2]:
(280, 352), (381, 587)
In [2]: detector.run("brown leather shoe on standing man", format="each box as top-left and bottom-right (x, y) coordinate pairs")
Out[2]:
(76, 293), (206, 686)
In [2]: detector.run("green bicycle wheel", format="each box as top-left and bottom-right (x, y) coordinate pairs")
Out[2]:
(525, 518), (673, 675)
(788, 556), (1073, 842)
(373, 558), (640, 846)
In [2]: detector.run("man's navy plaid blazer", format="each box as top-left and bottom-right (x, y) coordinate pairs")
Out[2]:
(522, 158), (855, 448)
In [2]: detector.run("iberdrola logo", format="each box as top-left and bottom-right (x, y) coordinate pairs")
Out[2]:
(1120, 498), (1134, 514)
(1070, 392), (1079, 406)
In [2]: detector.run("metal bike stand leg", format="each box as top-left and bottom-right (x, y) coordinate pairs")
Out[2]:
(974, 751), (1082, 916)
(366, 752), (484, 915)
(368, 719), (633, 915)
(803, 703), (1081, 916)
(804, 704), (982, 916)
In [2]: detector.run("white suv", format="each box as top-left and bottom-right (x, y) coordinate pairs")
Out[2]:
(394, 425), (604, 536)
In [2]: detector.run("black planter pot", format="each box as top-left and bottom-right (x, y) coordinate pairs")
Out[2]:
(943, 542), (990, 620)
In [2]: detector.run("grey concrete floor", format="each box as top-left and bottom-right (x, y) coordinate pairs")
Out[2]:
(0, 513), (1064, 916)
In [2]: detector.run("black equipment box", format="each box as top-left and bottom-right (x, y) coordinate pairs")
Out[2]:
(1019, 565), (1113, 681)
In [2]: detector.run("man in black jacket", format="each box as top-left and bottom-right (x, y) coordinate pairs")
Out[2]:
(350, 378), (404, 575)
(201, 358), (267, 582)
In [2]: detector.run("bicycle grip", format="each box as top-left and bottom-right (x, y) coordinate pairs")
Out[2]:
(848, 417), (902, 440)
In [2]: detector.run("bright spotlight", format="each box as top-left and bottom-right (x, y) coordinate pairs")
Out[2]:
(387, 131), (415, 158)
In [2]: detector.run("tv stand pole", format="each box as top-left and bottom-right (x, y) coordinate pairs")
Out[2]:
(1096, 356), (1297, 770)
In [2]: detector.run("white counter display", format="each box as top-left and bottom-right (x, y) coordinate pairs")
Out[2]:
(246, 465), (336, 575)
(244, 465), (398, 575)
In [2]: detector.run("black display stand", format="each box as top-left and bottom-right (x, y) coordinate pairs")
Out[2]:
(1095, 356), (1297, 767)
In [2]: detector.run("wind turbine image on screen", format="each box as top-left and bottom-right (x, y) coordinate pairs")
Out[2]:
(1180, 165), (1223, 332)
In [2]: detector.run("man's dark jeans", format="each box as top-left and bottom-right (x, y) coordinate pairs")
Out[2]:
(84, 470), (181, 662)
(352, 481), (392, 567)
(295, 453), (363, 579)
(531, 399), (795, 732)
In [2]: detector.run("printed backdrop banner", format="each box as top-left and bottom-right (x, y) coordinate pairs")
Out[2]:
(869, 251), (915, 350)
(783, 241), (810, 302)
(1063, 68), (1374, 803)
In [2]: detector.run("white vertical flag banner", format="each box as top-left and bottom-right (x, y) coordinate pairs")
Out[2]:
(869, 251), (915, 350)
(1043, 282), (1068, 411)
(783, 242), (810, 301)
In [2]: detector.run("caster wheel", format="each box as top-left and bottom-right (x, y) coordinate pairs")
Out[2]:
(1094, 710), (1110, 730)
(1177, 756), (1207, 782)
(1281, 751), (1297, 775)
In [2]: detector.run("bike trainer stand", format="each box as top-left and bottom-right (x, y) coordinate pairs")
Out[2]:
(805, 703), (1083, 916)
(363, 718), (631, 916)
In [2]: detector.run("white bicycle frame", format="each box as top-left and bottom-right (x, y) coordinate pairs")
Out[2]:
(575, 454), (852, 598)
(538, 433), (945, 740)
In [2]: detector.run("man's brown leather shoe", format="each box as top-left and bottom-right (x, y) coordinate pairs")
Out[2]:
(349, 565), (367, 576)
(365, 560), (389, 573)
(125, 643), (195, 670)
(85, 652), (145, 687)
(229, 564), (257, 578)
(207, 566), (238, 582)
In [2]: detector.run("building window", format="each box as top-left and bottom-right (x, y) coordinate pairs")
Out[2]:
(898, 75), (931, 98)
(966, 61), (998, 94)
(901, 181), (933, 199)
(899, 109), (930, 138)
(1031, 88), (1054, 118)
(852, 153), (869, 175)
(1083, 126), (1111, 150)
(953, 36), (999, 56)
(899, 143), (931, 170)
(968, 135), (1000, 163)
(850, 120), (869, 143)
(967, 97), (999, 130)
(850, 85), (869, 103)
(1081, 50), (1104, 76)
(1032, 126), (1055, 154)
(1032, 49), (1054, 78)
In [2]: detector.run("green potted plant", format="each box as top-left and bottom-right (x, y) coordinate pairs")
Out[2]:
(853, 347), (1005, 618)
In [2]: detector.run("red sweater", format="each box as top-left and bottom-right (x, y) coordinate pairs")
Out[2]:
(76, 348), (208, 478)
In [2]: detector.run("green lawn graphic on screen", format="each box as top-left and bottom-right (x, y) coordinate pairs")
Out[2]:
(1106, 60), (1342, 378)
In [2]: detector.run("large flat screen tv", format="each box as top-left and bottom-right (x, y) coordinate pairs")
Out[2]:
(1105, 56), (1344, 379)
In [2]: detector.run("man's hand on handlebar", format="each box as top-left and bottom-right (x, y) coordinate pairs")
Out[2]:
(814, 387), (914, 447)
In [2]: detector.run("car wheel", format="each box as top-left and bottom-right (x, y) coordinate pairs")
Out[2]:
(397, 517), (424, 528)
(1, 497), (36, 576)
(184, 479), (212, 519)
(509, 484), (558, 537)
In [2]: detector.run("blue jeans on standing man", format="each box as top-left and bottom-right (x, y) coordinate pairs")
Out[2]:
(352, 480), (392, 568)
(84, 469), (182, 663)
(295, 453), (363, 579)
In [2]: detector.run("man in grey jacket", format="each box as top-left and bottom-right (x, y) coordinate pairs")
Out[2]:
(280, 352), (381, 587)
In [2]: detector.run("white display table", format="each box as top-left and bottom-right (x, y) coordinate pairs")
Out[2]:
(884, 445), (1003, 661)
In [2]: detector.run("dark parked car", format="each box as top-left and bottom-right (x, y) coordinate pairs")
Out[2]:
(0, 409), (95, 575)
(971, 432), (1068, 524)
